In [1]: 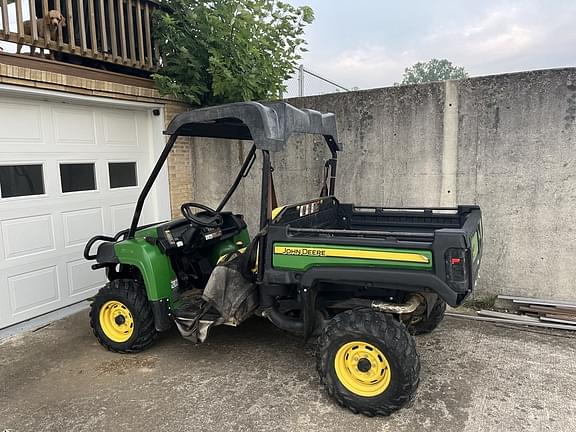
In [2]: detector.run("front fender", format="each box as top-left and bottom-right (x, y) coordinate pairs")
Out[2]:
(114, 239), (176, 303)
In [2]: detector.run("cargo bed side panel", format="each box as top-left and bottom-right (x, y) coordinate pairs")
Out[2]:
(272, 243), (433, 271)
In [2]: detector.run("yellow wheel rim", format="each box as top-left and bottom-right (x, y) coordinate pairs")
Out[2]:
(99, 300), (134, 343)
(334, 341), (391, 397)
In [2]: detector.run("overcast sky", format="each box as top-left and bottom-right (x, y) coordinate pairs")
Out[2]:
(288, 0), (576, 91)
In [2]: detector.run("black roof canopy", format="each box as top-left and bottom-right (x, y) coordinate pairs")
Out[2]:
(164, 101), (341, 153)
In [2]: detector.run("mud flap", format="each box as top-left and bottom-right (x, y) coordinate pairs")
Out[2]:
(202, 251), (259, 326)
(175, 252), (258, 343)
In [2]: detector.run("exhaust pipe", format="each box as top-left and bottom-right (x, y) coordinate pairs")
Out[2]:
(263, 294), (424, 334)
(262, 306), (304, 335)
(329, 294), (424, 315)
(371, 294), (423, 315)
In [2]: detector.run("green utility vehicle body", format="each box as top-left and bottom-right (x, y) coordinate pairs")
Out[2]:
(92, 197), (481, 323)
(108, 225), (250, 303)
(84, 101), (483, 417)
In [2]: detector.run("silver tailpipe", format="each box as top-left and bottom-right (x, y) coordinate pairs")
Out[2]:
(371, 294), (423, 315)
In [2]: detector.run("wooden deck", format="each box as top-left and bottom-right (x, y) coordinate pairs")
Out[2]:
(0, 0), (160, 71)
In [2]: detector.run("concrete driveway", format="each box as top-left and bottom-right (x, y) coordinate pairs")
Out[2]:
(1, 311), (575, 432)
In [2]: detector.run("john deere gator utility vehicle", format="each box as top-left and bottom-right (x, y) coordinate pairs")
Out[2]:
(84, 101), (483, 416)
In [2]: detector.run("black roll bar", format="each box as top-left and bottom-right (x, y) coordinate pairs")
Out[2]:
(216, 144), (257, 212)
(127, 102), (342, 240)
(327, 146), (337, 196)
(260, 150), (271, 230)
(128, 134), (178, 239)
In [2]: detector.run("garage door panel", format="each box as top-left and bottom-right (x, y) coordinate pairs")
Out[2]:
(62, 208), (105, 247)
(103, 110), (138, 147)
(67, 259), (105, 297)
(0, 102), (43, 144)
(1, 214), (55, 260)
(8, 265), (60, 315)
(0, 272), (9, 328)
(52, 107), (96, 146)
(110, 203), (136, 233)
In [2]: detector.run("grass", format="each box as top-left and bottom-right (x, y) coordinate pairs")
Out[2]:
(460, 294), (499, 311)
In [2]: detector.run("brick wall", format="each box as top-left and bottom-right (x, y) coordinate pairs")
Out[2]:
(165, 103), (194, 218)
(0, 62), (163, 102)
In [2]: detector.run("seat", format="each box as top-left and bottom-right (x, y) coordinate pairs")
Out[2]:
(96, 241), (118, 264)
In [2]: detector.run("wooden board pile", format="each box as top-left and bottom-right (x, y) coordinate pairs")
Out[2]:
(446, 295), (576, 331)
(476, 295), (576, 331)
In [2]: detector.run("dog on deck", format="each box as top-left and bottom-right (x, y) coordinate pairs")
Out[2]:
(16, 10), (66, 59)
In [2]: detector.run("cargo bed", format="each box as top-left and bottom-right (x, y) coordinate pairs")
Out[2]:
(265, 197), (483, 306)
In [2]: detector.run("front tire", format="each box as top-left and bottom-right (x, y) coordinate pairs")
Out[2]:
(316, 309), (420, 416)
(90, 279), (157, 353)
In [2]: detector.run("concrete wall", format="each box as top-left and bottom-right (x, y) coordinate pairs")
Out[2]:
(180, 68), (576, 300)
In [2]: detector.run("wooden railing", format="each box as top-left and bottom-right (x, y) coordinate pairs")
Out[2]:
(0, 0), (159, 71)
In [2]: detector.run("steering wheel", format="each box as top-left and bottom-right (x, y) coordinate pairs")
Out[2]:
(180, 202), (224, 228)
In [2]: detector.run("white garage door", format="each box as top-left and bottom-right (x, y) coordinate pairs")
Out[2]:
(0, 94), (169, 329)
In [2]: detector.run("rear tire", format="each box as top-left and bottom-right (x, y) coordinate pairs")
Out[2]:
(409, 298), (446, 335)
(90, 279), (157, 353)
(316, 309), (420, 416)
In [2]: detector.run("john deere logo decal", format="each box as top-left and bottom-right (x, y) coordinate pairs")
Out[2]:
(278, 247), (327, 256)
(274, 245), (430, 264)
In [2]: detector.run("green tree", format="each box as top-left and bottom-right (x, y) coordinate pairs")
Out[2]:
(153, 0), (314, 106)
(399, 59), (468, 85)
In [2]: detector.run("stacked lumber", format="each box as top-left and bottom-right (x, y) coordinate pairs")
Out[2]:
(496, 295), (576, 327)
(446, 295), (576, 331)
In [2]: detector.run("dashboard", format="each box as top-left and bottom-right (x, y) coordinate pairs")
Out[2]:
(153, 212), (247, 255)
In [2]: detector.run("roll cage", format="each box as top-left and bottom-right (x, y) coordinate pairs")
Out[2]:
(128, 101), (342, 239)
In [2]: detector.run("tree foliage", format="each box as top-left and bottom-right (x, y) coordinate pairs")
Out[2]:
(153, 0), (314, 106)
(399, 59), (468, 85)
